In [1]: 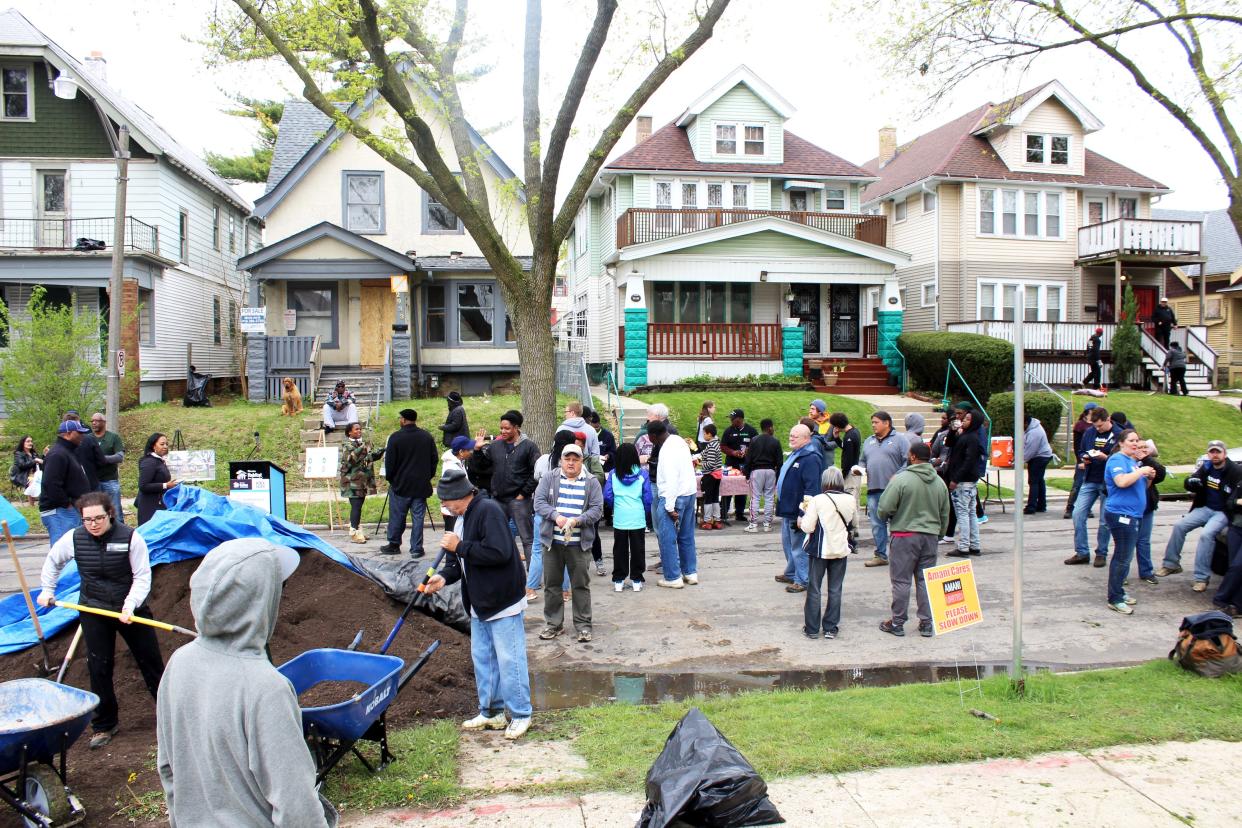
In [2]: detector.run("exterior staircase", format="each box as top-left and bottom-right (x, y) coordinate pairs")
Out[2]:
(299, 366), (381, 449)
(811, 358), (899, 395)
(1139, 355), (1216, 397)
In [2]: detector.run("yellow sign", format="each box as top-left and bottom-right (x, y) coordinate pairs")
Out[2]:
(922, 560), (983, 635)
(390, 275), (409, 293)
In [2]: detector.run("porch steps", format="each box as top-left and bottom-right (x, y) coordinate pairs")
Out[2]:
(315, 367), (386, 409)
(1139, 357), (1217, 397)
(812, 358), (899, 395)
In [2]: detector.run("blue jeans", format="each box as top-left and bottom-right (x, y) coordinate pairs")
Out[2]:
(1025, 457), (1049, 512)
(867, 492), (888, 560)
(780, 518), (808, 587)
(1072, 481), (1111, 559)
(654, 494), (697, 581)
(1136, 511), (1156, 580)
(470, 612), (531, 720)
(951, 482), (979, 552)
(386, 494), (428, 557)
(524, 514), (569, 591)
(98, 480), (124, 523)
(1162, 506), (1228, 582)
(41, 507), (81, 545)
(805, 556), (846, 635)
(1104, 511), (1139, 605)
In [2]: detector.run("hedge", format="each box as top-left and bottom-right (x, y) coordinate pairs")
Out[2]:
(897, 332), (1014, 405)
(986, 391), (1065, 443)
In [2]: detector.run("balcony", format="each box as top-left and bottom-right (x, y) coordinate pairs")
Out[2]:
(1076, 218), (1202, 264)
(0, 216), (160, 256)
(616, 207), (887, 248)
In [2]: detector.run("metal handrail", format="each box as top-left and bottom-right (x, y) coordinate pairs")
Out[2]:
(879, 333), (907, 392)
(605, 364), (624, 441)
(944, 359), (991, 463)
(1023, 369), (1073, 461)
(308, 335), (322, 402)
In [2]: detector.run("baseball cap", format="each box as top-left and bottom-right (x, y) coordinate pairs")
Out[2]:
(729, 408), (744, 419)
(450, 435), (475, 453)
(58, 420), (90, 434)
(1082, 402), (1099, 411)
(572, 430), (588, 442)
(561, 443), (584, 457)
(1207, 440), (1227, 453)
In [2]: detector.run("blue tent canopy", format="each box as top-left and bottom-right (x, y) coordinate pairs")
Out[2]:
(0, 487), (359, 655)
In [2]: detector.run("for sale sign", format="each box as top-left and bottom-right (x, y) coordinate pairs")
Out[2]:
(922, 560), (983, 635)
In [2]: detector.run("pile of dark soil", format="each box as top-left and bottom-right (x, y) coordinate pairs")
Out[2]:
(0, 551), (474, 827)
(298, 679), (370, 708)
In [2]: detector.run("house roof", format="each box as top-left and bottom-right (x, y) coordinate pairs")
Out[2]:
(257, 72), (522, 220)
(418, 255), (532, 272)
(605, 122), (873, 179)
(1154, 208), (1242, 279)
(971, 80), (1103, 136)
(674, 65), (795, 128)
(860, 86), (1166, 204)
(0, 8), (251, 213)
(237, 221), (415, 272)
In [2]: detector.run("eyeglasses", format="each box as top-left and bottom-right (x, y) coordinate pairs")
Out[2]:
(81, 514), (109, 524)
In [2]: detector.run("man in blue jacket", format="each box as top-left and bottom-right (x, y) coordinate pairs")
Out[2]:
(1066, 406), (1120, 566)
(776, 424), (824, 594)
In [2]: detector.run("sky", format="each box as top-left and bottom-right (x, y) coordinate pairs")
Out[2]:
(7, 0), (1232, 211)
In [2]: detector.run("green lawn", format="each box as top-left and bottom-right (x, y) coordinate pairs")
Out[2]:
(1061, 392), (1242, 465)
(1047, 475), (1186, 496)
(652, 391), (877, 437)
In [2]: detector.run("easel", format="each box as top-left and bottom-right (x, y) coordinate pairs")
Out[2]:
(301, 432), (341, 533)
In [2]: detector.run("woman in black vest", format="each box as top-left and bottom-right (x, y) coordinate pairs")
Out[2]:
(136, 432), (179, 526)
(37, 491), (165, 748)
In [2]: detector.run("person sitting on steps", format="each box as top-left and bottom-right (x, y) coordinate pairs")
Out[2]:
(322, 382), (358, 433)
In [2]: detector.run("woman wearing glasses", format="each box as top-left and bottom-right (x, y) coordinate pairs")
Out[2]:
(37, 491), (165, 749)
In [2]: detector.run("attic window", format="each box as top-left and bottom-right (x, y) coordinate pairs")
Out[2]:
(744, 125), (764, 155)
(715, 124), (736, 154)
(1026, 133), (1069, 166)
(1, 64), (31, 121)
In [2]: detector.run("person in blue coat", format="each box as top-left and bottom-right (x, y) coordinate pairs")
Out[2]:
(775, 424), (825, 594)
(603, 443), (653, 591)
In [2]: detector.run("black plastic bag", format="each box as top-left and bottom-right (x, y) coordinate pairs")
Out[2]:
(184, 371), (211, 407)
(344, 552), (470, 634)
(637, 708), (784, 828)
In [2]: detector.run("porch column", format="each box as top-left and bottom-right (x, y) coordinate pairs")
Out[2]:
(1114, 259), (1122, 321)
(622, 274), (647, 392)
(877, 276), (905, 380)
(391, 283), (411, 400)
(246, 333), (267, 402)
(781, 324), (803, 377)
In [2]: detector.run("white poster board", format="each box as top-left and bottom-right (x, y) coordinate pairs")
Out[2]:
(304, 446), (340, 479)
(283, 309), (297, 331)
(165, 450), (217, 482)
(239, 307), (267, 333)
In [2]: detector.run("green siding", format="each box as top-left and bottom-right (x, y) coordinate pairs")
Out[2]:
(751, 180), (771, 209)
(0, 62), (151, 159)
(634, 175), (651, 207)
(697, 84), (784, 164)
(616, 176), (634, 212)
(769, 180), (784, 209)
(588, 194), (603, 276)
(676, 230), (852, 257)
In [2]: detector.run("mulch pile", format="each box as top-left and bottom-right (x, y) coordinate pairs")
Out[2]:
(0, 551), (474, 826)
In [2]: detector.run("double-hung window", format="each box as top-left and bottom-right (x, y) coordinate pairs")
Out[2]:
(681, 182), (699, 209)
(707, 183), (724, 207)
(826, 188), (846, 210)
(1, 64), (32, 120)
(425, 284), (446, 344)
(894, 198), (907, 223)
(1119, 197), (1138, 219)
(424, 187), (462, 234)
(1026, 133), (1070, 166)
(744, 125), (764, 155)
(731, 183), (749, 207)
(978, 187), (1065, 239)
(655, 181), (673, 208)
(715, 124), (736, 154)
(652, 282), (751, 323)
(978, 279), (1065, 322)
(344, 171), (384, 233)
(922, 191), (937, 212)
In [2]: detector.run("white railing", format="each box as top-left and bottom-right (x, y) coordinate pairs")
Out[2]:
(947, 320), (1116, 352)
(1078, 218), (1201, 260)
(1184, 327), (1218, 376)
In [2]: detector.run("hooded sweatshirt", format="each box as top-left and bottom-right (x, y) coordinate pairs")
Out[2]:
(439, 398), (470, 447)
(1023, 418), (1054, 462)
(156, 539), (335, 828)
(876, 462), (951, 536)
(557, 417), (600, 458)
(604, 466), (653, 530)
(903, 413), (926, 450)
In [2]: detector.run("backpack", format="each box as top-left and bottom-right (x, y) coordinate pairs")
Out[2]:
(1168, 610), (1242, 678)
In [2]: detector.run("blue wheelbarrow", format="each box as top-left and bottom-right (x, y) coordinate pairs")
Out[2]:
(277, 641), (440, 785)
(0, 679), (99, 827)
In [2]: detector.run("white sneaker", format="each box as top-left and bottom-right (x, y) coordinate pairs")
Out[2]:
(762, 523), (772, 533)
(504, 717), (531, 740)
(683, 573), (699, 585)
(613, 581), (624, 592)
(940, 536), (954, 545)
(657, 577), (685, 589)
(1108, 601), (1134, 615)
(632, 581), (643, 592)
(462, 713), (507, 731)
(744, 523), (758, 533)
(1123, 592), (1137, 606)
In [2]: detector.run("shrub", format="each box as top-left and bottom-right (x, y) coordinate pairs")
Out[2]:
(898, 332), (1014, 405)
(986, 392), (1065, 443)
(1110, 286), (1143, 387)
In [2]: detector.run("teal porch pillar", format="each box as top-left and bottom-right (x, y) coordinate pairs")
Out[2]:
(877, 310), (904, 378)
(623, 307), (648, 391)
(781, 326), (804, 377)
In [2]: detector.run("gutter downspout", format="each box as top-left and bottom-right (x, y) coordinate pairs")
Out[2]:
(415, 270), (428, 389)
(922, 181), (940, 330)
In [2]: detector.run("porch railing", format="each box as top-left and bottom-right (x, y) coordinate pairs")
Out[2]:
(0, 216), (160, 255)
(862, 324), (878, 357)
(616, 208), (887, 248)
(264, 334), (318, 400)
(646, 323), (782, 359)
(1077, 218), (1201, 260)
(947, 320), (1117, 353)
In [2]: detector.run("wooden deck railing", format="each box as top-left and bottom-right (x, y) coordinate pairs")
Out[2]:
(1077, 218), (1201, 260)
(617, 323), (783, 360)
(862, 324), (878, 357)
(616, 208), (887, 248)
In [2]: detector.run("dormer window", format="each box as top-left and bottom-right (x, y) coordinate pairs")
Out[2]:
(1, 64), (32, 121)
(714, 123), (765, 156)
(715, 124), (736, 154)
(1026, 133), (1069, 165)
(744, 125), (765, 155)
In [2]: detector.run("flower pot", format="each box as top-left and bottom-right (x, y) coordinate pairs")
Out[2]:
(821, 373), (839, 386)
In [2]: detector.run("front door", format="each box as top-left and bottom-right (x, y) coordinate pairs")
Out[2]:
(360, 283), (396, 366)
(36, 169), (67, 247)
(788, 190), (810, 212)
(1086, 198), (1107, 225)
(829, 284), (860, 352)
(790, 285), (821, 355)
(1096, 284), (1158, 324)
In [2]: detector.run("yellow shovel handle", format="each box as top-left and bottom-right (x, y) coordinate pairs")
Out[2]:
(54, 600), (198, 637)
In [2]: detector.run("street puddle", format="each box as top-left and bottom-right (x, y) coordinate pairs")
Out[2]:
(529, 661), (1129, 710)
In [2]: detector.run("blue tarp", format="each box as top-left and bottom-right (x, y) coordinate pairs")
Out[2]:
(0, 487), (359, 655)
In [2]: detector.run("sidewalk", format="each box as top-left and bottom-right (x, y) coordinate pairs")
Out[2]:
(344, 738), (1240, 826)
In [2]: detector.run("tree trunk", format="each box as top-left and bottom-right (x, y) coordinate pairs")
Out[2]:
(506, 254), (558, 451)
(1228, 182), (1242, 251)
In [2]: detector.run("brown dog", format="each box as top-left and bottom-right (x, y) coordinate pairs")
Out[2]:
(280, 377), (304, 416)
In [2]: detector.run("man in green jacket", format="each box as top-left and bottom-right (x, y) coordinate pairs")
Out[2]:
(876, 442), (951, 638)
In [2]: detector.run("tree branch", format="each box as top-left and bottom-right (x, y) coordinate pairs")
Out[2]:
(522, 0), (544, 250)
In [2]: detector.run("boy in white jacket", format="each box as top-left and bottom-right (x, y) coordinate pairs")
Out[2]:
(798, 467), (858, 640)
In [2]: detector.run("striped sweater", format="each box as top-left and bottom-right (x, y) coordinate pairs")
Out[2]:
(699, 438), (723, 474)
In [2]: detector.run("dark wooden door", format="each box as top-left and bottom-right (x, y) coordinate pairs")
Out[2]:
(829, 284), (860, 351)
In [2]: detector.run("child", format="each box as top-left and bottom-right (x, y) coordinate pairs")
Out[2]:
(698, 423), (723, 530)
(604, 443), (652, 592)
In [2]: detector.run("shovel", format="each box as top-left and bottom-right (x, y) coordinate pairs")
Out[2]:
(379, 549), (448, 655)
(54, 600), (199, 637)
(2, 520), (53, 676)
(56, 624), (83, 683)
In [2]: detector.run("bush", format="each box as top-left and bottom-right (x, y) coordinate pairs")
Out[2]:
(898, 332), (1014, 405)
(986, 392), (1065, 443)
(1111, 286), (1143, 387)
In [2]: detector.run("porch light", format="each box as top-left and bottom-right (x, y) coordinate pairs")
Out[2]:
(759, 270), (768, 282)
(784, 290), (794, 302)
(52, 74), (79, 100)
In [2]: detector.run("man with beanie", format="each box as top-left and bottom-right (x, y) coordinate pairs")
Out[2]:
(439, 391), (470, 447)
(40, 420), (92, 543)
(157, 538), (336, 827)
(1159, 440), (1241, 591)
(379, 409), (437, 558)
(877, 442), (951, 637)
(473, 410), (540, 564)
(425, 468), (532, 740)
(321, 381), (358, 433)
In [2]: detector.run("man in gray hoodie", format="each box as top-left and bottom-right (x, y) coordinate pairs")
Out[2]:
(903, 413), (926, 451)
(557, 400), (600, 459)
(156, 539), (335, 827)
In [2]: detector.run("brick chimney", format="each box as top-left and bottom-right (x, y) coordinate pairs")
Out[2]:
(878, 126), (897, 167)
(636, 115), (652, 145)
(84, 51), (107, 83)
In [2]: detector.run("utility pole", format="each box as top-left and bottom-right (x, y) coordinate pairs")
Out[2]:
(1011, 316), (1025, 691)
(105, 126), (130, 425)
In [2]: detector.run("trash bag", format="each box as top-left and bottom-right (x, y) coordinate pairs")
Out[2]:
(184, 370), (211, 407)
(73, 237), (105, 251)
(637, 708), (784, 828)
(344, 552), (470, 635)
